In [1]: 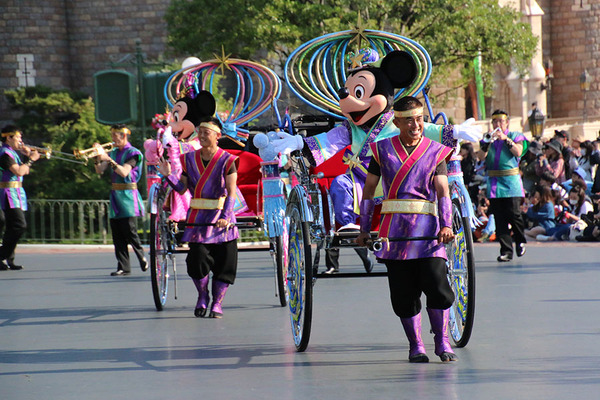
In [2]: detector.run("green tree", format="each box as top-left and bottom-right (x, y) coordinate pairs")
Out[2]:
(4, 86), (112, 199)
(166, 0), (537, 95)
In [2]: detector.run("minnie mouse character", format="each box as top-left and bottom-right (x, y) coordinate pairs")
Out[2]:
(272, 50), (481, 273)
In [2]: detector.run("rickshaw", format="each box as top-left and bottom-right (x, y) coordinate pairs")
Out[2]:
(279, 29), (477, 352)
(147, 57), (289, 310)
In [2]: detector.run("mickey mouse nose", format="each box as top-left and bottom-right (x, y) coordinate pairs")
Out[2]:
(337, 87), (349, 100)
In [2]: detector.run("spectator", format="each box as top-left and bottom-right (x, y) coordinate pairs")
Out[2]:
(554, 130), (576, 179)
(574, 140), (595, 181)
(524, 185), (556, 240)
(539, 185), (595, 241)
(592, 139), (600, 195)
(535, 139), (565, 184)
(575, 194), (600, 242)
(538, 171), (568, 207)
(474, 196), (496, 242)
(520, 139), (542, 195)
(459, 142), (480, 206)
(561, 167), (594, 196)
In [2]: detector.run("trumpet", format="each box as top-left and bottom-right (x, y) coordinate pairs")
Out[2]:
(482, 127), (502, 143)
(22, 143), (88, 164)
(23, 144), (53, 159)
(73, 142), (115, 161)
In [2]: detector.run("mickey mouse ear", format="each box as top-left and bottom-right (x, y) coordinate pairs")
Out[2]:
(196, 90), (216, 118)
(379, 51), (417, 89)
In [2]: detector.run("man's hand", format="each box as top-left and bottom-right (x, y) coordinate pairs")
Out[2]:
(94, 143), (110, 161)
(215, 218), (230, 229)
(29, 148), (41, 162)
(438, 226), (454, 244)
(356, 232), (371, 247)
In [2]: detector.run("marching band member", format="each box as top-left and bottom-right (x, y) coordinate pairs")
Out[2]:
(478, 110), (528, 262)
(0, 125), (40, 270)
(94, 124), (147, 276)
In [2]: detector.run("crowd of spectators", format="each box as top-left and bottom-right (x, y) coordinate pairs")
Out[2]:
(464, 128), (600, 243)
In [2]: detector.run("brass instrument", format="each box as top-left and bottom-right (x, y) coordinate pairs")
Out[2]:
(482, 127), (502, 143)
(73, 142), (115, 162)
(23, 144), (87, 165)
(23, 144), (53, 159)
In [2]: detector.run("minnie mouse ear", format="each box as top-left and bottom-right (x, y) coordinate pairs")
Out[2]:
(379, 51), (417, 89)
(195, 90), (216, 118)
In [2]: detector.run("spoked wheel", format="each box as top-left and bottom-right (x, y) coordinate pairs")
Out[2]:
(150, 192), (171, 311)
(445, 199), (476, 347)
(274, 234), (289, 307)
(286, 204), (313, 352)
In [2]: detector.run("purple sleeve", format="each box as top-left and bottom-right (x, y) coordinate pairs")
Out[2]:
(303, 122), (352, 166)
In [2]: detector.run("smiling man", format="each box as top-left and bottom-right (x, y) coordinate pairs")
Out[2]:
(357, 96), (457, 363)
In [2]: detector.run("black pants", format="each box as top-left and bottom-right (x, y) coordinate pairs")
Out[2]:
(0, 207), (26, 262)
(186, 240), (238, 284)
(110, 217), (145, 273)
(325, 247), (370, 269)
(384, 257), (454, 318)
(489, 197), (527, 258)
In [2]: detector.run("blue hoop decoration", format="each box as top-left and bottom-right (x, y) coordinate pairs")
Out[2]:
(285, 29), (433, 120)
(164, 58), (282, 143)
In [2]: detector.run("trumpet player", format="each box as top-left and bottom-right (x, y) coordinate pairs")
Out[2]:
(94, 124), (147, 276)
(0, 125), (41, 270)
(479, 110), (528, 262)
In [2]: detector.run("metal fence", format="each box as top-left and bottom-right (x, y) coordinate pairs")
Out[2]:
(24, 199), (264, 245)
(25, 199), (150, 244)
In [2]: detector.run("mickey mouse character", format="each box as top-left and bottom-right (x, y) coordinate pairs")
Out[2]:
(272, 50), (480, 273)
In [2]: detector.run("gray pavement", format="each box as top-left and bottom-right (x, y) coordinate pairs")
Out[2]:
(1, 242), (599, 400)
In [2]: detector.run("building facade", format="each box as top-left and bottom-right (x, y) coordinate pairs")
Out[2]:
(1, 0), (598, 139)
(0, 0), (168, 123)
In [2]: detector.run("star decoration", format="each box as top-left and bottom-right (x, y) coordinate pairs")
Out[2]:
(213, 46), (233, 75)
(349, 14), (369, 50)
(348, 52), (365, 69)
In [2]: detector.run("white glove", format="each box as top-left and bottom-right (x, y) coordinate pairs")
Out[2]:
(453, 118), (482, 142)
(253, 132), (278, 161)
(161, 126), (177, 148)
(271, 131), (304, 155)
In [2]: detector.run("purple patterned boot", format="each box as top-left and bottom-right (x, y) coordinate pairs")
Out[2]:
(209, 280), (230, 318)
(192, 276), (210, 317)
(400, 313), (429, 363)
(427, 308), (458, 362)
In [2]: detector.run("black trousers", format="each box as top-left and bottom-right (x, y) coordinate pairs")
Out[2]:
(384, 257), (454, 318)
(325, 247), (370, 269)
(489, 197), (527, 257)
(0, 207), (26, 262)
(186, 240), (238, 284)
(110, 217), (145, 273)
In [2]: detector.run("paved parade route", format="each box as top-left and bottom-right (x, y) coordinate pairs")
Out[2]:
(1, 243), (599, 399)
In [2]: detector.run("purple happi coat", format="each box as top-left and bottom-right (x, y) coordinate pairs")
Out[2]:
(370, 135), (453, 261)
(0, 144), (27, 211)
(181, 148), (239, 244)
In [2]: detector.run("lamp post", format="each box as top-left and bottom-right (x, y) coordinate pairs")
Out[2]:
(528, 103), (545, 139)
(580, 69), (591, 123)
